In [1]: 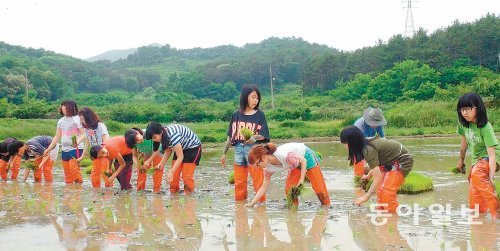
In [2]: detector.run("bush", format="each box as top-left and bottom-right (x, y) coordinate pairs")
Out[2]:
(279, 121), (306, 128)
(12, 98), (53, 119)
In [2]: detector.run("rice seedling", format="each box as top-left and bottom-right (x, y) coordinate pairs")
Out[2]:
(79, 158), (92, 168)
(84, 165), (92, 175)
(495, 180), (499, 200)
(147, 167), (156, 175)
(71, 135), (77, 146)
(450, 164), (466, 174)
(24, 161), (37, 170)
(228, 171), (234, 184)
(240, 128), (253, 141)
(286, 184), (305, 209)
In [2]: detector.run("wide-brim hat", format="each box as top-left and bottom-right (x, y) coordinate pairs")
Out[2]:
(363, 107), (387, 127)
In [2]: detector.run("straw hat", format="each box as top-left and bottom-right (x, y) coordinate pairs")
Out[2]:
(363, 107), (387, 127)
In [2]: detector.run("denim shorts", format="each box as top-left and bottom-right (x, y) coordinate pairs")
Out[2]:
(234, 143), (255, 166)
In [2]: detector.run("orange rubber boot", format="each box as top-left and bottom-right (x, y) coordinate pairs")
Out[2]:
(181, 163), (196, 194)
(249, 165), (266, 203)
(376, 170), (405, 213)
(469, 160), (499, 217)
(306, 166), (331, 206)
(234, 165), (249, 201)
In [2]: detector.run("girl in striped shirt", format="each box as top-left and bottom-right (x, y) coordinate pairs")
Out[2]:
(144, 122), (202, 194)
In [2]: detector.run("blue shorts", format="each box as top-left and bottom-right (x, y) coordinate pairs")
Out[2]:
(61, 149), (84, 161)
(233, 143), (255, 166)
(304, 147), (321, 170)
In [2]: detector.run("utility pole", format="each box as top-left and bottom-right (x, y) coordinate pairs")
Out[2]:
(269, 65), (275, 109)
(25, 69), (28, 99)
(403, 0), (416, 37)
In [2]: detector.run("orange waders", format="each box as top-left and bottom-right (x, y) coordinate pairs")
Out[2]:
(137, 155), (164, 192)
(469, 159), (499, 217)
(91, 158), (113, 188)
(285, 166), (331, 206)
(33, 157), (54, 182)
(376, 170), (405, 213)
(234, 164), (266, 202)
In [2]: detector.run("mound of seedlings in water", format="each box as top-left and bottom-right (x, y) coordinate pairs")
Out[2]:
(228, 171), (235, 184)
(362, 172), (433, 194)
(240, 128), (253, 141)
(398, 172), (434, 194)
(286, 184), (305, 209)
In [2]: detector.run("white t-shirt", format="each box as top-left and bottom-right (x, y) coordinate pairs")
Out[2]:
(264, 143), (307, 175)
(84, 122), (109, 147)
(57, 115), (84, 152)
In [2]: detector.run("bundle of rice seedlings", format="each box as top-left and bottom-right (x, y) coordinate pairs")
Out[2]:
(147, 167), (156, 175)
(398, 172), (434, 194)
(24, 161), (37, 170)
(84, 165), (92, 175)
(228, 171), (235, 184)
(450, 164), (466, 174)
(315, 151), (322, 160)
(495, 181), (499, 200)
(353, 176), (362, 187)
(71, 135), (77, 146)
(286, 184), (305, 209)
(80, 158), (92, 168)
(104, 169), (113, 177)
(240, 128), (253, 141)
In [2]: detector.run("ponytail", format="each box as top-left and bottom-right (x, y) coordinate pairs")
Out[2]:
(248, 143), (277, 165)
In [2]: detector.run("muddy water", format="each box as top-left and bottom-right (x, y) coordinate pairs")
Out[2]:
(0, 137), (498, 250)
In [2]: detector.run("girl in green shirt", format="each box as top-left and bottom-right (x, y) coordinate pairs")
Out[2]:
(456, 92), (499, 218)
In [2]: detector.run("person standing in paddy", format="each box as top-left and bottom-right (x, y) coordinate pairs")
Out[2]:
(340, 126), (413, 213)
(136, 133), (165, 193)
(90, 128), (144, 190)
(456, 92), (499, 218)
(244, 142), (330, 207)
(221, 85), (270, 203)
(44, 100), (85, 184)
(7, 136), (59, 182)
(0, 137), (19, 181)
(144, 122), (202, 194)
(352, 107), (387, 179)
(77, 107), (110, 188)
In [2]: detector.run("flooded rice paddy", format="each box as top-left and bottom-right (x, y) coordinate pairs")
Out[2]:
(0, 137), (498, 250)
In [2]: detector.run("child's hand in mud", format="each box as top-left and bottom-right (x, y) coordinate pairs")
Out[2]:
(354, 195), (369, 206)
(166, 170), (174, 184)
(244, 202), (255, 207)
(220, 154), (227, 168)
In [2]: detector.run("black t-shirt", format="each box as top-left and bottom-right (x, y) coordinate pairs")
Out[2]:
(226, 110), (270, 145)
(0, 137), (17, 161)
